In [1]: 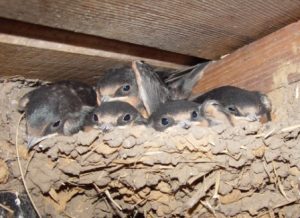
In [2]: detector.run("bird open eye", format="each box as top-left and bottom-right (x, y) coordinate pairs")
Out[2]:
(161, 117), (169, 126)
(52, 120), (61, 128)
(122, 84), (131, 92)
(123, 114), (131, 122)
(227, 105), (237, 112)
(191, 111), (198, 119)
(93, 114), (98, 122)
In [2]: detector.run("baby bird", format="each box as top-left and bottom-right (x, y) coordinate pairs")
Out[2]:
(18, 81), (97, 148)
(89, 101), (147, 132)
(132, 60), (209, 116)
(199, 99), (234, 126)
(148, 100), (208, 131)
(193, 86), (272, 122)
(95, 67), (145, 113)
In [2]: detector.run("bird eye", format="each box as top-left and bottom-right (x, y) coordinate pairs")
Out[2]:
(123, 114), (131, 122)
(52, 120), (61, 128)
(191, 111), (198, 118)
(122, 84), (131, 92)
(227, 106), (237, 112)
(161, 118), (169, 126)
(93, 114), (98, 122)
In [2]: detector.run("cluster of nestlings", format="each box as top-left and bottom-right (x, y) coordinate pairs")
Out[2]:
(18, 60), (272, 149)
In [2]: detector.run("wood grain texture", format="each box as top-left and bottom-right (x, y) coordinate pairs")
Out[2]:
(191, 20), (300, 96)
(0, 19), (201, 83)
(0, 1), (300, 59)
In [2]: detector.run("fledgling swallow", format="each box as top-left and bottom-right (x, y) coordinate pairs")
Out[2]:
(148, 100), (208, 131)
(18, 81), (97, 148)
(199, 99), (234, 126)
(95, 67), (145, 112)
(88, 101), (147, 132)
(132, 60), (210, 115)
(193, 86), (272, 123)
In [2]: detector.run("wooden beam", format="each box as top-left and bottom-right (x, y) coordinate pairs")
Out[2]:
(0, 1), (300, 59)
(191, 20), (300, 96)
(0, 19), (200, 83)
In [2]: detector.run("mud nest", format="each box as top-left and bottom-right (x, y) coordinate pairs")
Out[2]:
(1, 79), (300, 217)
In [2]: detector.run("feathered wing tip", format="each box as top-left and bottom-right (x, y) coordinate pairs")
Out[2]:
(259, 93), (272, 121)
(164, 61), (211, 100)
(132, 60), (169, 116)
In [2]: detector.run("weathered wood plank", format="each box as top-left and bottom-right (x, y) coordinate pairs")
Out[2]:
(0, 0), (300, 59)
(0, 19), (200, 83)
(191, 21), (300, 96)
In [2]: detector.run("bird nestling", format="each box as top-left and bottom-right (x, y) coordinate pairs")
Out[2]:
(18, 81), (97, 148)
(88, 101), (147, 133)
(131, 60), (210, 116)
(199, 99), (234, 126)
(148, 100), (208, 131)
(193, 86), (272, 123)
(95, 67), (147, 115)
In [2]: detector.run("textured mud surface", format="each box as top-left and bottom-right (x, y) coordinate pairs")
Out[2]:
(0, 79), (300, 217)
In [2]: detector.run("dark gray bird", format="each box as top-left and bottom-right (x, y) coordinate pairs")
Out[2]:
(132, 60), (210, 116)
(199, 99), (234, 126)
(18, 81), (97, 148)
(95, 67), (146, 115)
(132, 61), (272, 124)
(89, 101), (147, 132)
(148, 100), (208, 131)
(192, 86), (272, 122)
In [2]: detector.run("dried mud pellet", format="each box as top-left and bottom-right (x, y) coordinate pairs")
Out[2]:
(46, 146), (59, 160)
(70, 150), (78, 158)
(76, 146), (89, 154)
(94, 176), (111, 187)
(106, 137), (123, 147)
(190, 126), (208, 140)
(211, 138), (226, 154)
(226, 141), (241, 154)
(211, 124), (227, 134)
(76, 130), (99, 146)
(288, 167), (300, 176)
(123, 136), (136, 149)
(219, 182), (233, 195)
(265, 137), (282, 149)
(58, 143), (75, 155)
(157, 181), (172, 193)
(146, 174), (161, 186)
(276, 163), (289, 178)
(264, 148), (281, 162)
(252, 145), (266, 158)
(136, 136), (146, 145)
(252, 161), (265, 174)
(0, 159), (9, 184)
(58, 159), (81, 176)
(228, 156), (247, 168)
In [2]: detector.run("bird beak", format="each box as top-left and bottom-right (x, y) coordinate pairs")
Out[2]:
(235, 114), (259, 122)
(246, 114), (259, 122)
(27, 133), (57, 149)
(101, 96), (110, 102)
(178, 120), (192, 129)
(101, 96), (129, 103)
(99, 123), (114, 133)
